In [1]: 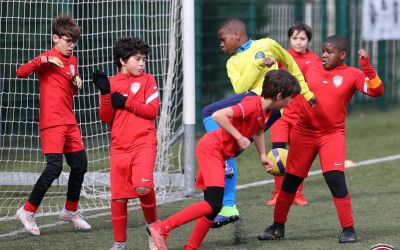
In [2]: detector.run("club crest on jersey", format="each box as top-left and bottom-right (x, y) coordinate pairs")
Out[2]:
(254, 51), (265, 59)
(130, 82), (141, 94)
(69, 65), (75, 76)
(333, 75), (343, 87)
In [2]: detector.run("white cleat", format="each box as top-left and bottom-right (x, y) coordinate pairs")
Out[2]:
(110, 241), (128, 250)
(59, 208), (91, 230)
(148, 235), (157, 250)
(16, 207), (40, 236)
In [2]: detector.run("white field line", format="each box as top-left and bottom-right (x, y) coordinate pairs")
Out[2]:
(1, 153), (399, 238)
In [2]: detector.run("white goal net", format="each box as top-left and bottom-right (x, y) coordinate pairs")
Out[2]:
(0, 0), (189, 221)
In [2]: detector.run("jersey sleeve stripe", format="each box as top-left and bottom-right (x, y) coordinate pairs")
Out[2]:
(146, 91), (159, 104)
(238, 103), (245, 119)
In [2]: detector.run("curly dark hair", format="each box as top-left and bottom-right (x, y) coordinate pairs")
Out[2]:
(261, 69), (301, 99)
(113, 37), (150, 69)
(52, 15), (81, 41)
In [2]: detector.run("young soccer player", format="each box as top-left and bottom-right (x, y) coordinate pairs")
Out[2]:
(92, 37), (159, 250)
(15, 15), (90, 236)
(201, 18), (316, 227)
(258, 35), (384, 243)
(267, 23), (321, 206)
(148, 69), (301, 250)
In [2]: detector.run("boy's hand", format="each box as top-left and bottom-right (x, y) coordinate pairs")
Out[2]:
(358, 49), (369, 59)
(358, 49), (376, 78)
(308, 95), (318, 108)
(92, 69), (110, 95)
(261, 154), (274, 173)
(40, 56), (64, 68)
(263, 57), (275, 67)
(111, 92), (127, 109)
(237, 136), (251, 150)
(72, 75), (83, 89)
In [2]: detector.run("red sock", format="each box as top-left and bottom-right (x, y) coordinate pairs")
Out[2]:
(297, 182), (304, 192)
(333, 193), (354, 228)
(274, 176), (284, 191)
(184, 216), (213, 250)
(161, 201), (212, 234)
(274, 190), (296, 224)
(111, 200), (128, 242)
(24, 201), (38, 213)
(65, 200), (79, 212)
(138, 189), (157, 223)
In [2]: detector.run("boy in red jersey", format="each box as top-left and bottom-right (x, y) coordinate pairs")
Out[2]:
(267, 23), (321, 206)
(147, 69), (301, 250)
(15, 15), (90, 236)
(92, 37), (159, 250)
(258, 35), (384, 243)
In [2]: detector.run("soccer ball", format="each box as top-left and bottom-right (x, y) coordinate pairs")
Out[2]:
(266, 148), (288, 176)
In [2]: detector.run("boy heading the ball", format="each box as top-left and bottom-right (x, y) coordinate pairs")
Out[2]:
(148, 69), (300, 250)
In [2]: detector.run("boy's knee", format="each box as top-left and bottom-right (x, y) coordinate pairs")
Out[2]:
(135, 186), (151, 196)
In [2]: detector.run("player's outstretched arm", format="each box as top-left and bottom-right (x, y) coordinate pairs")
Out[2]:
(358, 49), (384, 97)
(269, 39), (316, 106)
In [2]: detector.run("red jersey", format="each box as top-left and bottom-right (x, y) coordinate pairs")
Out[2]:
(16, 48), (79, 129)
(298, 63), (384, 132)
(99, 72), (159, 154)
(280, 49), (321, 125)
(211, 96), (271, 158)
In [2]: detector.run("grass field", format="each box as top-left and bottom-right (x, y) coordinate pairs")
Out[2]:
(1, 107), (399, 250)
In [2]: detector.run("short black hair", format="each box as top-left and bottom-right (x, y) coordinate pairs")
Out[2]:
(261, 69), (301, 99)
(52, 15), (81, 41)
(324, 35), (348, 52)
(218, 18), (246, 34)
(113, 37), (150, 69)
(288, 22), (312, 41)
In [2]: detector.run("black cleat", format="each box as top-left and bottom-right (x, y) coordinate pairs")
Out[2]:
(339, 227), (356, 243)
(258, 224), (285, 240)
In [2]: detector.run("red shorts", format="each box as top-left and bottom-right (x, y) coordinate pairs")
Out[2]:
(40, 124), (85, 154)
(286, 128), (346, 178)
(110, 144), (156, 199)
(195, 135), (225, 190)
(270, 118), (293, 144)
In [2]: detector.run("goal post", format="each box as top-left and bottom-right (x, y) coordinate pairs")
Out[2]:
(0, 0), (195, 221)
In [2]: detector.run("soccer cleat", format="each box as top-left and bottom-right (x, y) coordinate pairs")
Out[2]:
(211, 205), (240, 228)
(148, 235), (158, 250)
(224, 162), (234, 178)
(16, 207), (40, 236)
(59, 208), (91, 230)
(109, 241), (128, 250)
(293, 191), (309, 206)
(147, 221), (168, 250)
(339, 227), (356, 243)
(258, 224), (285, 240)
(265, 190), (279, 206)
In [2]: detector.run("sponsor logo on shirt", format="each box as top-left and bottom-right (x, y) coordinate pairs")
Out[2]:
(153, 85), (157, 90)
(254, 51), (265, 59)
(333, 75), (343, 88)
(130, 82), (141, 94)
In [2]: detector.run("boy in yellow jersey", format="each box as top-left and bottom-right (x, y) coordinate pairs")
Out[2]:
(201, 18), (317, 228)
